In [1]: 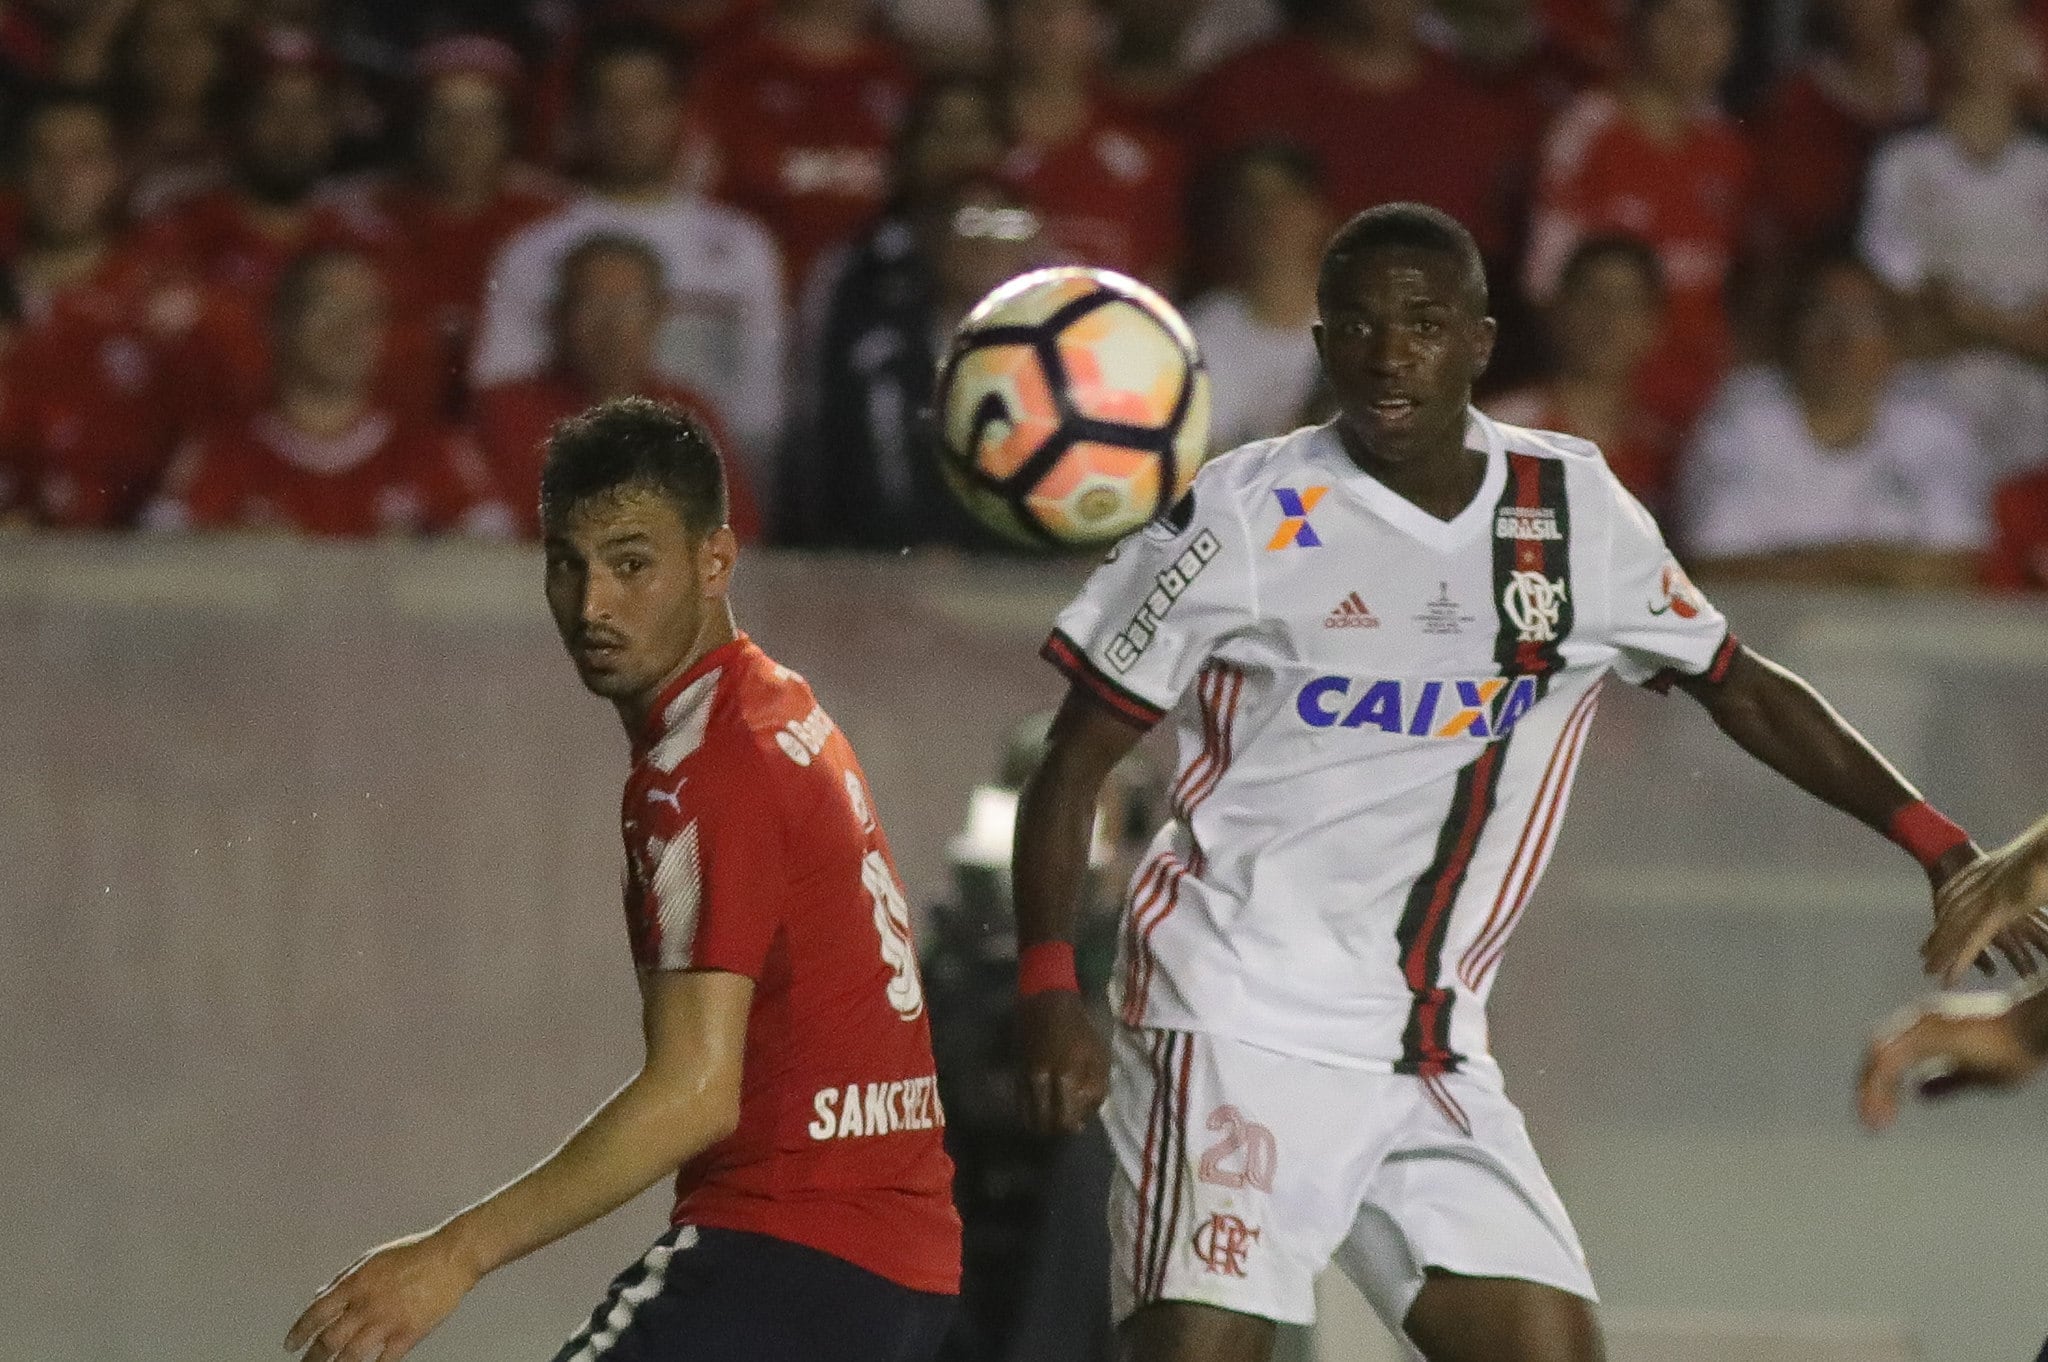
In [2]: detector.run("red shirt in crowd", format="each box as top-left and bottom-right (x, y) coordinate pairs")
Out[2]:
(621, 634), (961, 1293)
(346, 168), (567, 412)
(692, 26), (912, 291)
(474, 371), (762, 540)
(1483, 385), (1681, 515)
(1186, 36), (1540, 264)
(1984, 468), (2048, 591)
(1524, 90), (1754, 426)
(146, 407), (510, 537)
(139, 189), (442, 420)
(1747, 54), (1926, 259)
(1000, 102), (1184, 286)
(0, 245), (183, 527)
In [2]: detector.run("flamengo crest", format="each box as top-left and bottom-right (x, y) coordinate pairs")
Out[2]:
(1501, 571), (1568, 644)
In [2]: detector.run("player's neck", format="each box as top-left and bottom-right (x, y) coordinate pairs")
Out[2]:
(617, 606), (740, 736)
(1338, 423), (1486, 521)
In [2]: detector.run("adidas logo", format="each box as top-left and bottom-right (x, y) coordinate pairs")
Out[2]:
(1324, 592), (1380, 629)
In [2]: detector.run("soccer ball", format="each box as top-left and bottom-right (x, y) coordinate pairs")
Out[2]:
(934, 266), (1211, 549)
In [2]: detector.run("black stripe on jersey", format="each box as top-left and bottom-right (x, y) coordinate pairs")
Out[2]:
(1491, 452), (1575, 687)
(1042, 629), (1166, 729)
(1140, 1033), (1179, 1300)
(1151, 1034), (1195, 1301)
(1392, 742), (1508, 1075)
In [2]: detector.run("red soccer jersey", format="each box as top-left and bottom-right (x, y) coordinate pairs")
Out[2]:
(1984, 467), (2048, 591)
(139, 189), (443, 421)
(1525, 89), (1754, 426)
(1000, 101), (1184, 286)
(148, 407), (510, 537)
(1482, 384), (1680, 515)
(1748, 58), (1925, 260)
(1185, 36), (1539, 263)
(350, 169), (567, 412)
(620, 635), (961, 1294)
(0, 244), (183, 527)
(692, 28), (912, 291)
(473, 371), (762, 540)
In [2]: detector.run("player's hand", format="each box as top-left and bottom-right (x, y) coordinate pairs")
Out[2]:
(1857, 993), (2045, 1131)
(1015, 990), (1110, 1136)
(285, 1230), (478, 1362)
(1924, 831), (2048, 986)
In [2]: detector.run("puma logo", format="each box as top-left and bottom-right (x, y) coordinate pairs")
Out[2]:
(645, 783), (685, 813)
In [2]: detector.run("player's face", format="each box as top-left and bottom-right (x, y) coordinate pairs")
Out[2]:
(1313, 246), (1495, 464)
(544, 489), (733, 707)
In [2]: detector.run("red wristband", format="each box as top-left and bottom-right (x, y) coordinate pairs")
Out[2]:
(1017, 940), (1080, 997)
(1886, 800), (1971, 870)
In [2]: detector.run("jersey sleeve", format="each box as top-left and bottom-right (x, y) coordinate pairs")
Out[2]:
(1602, 469), (1738, 691)
(1042, 481), (1255, 728)
(624, 757), (789, 977)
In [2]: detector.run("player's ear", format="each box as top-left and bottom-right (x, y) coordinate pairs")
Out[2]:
(1310, 319), (1327, 364)
(698, 524), (738, 599)
(1471, 315), (1498, 379)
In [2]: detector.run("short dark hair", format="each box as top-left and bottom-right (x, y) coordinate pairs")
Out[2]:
(555, 231), (666, 305)
(1318, 201), (1488, 314)
(1556, 233), (1665, 301)
(571, 18), (689, 108)
(541, 397), (729, 537)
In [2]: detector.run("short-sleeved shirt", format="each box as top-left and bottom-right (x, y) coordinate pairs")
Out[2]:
(142, 408), (511, 537)
(1860, 126), (2048, 311)
(691, 29), (912, 293)
(1678, 367), (1990, 559)
(1524, 90), (1753, 425)
(1185, 37), (1538, 263)
(470, 191), (788, 490)
(620, 635), (961, 1295)
(1044, 412), (1731, 1073)
(999, 103), (1185, 286)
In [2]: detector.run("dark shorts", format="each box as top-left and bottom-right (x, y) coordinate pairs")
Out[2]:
(549, 1224), (957, 1362)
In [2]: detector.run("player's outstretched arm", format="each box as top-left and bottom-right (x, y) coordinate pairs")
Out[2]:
(1924, 813), (2048, 986)
(1011, 683), (1146, 1136)
(1675, 643), (2048, 975)
(1858, 985), (2048, 1130)
(285, 969), (752, 1362)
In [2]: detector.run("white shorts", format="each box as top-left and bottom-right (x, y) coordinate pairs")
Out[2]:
(1104, 1025), (1596, 1351)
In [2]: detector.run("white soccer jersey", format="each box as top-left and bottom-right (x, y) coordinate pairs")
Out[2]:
(1046, 411), (1732, 1074)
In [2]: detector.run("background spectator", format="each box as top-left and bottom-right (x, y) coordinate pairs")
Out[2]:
(1861, 0), (2048, 486)
(691, 0), (913, 296)
(1188, 0), (1540, 281)
(93, 0), (233, 217)
(1185, 142), (1328, 451)
(139, 27), (439, 421)
(340, 34), (564, 417)
(1747, 0), (1926, 265)
(1524, 0), (1751, 429)
(0, 86), (180, 528)
(146, 247), (507, 537)
(475, 232), (760, 539)
(991, 0), (1184, 288)
(1486, 233), (1675, 512)
(798, 174), (1045, 549)
(1679, 254), (1988, 587)
(471, 18), (787, 503)
(1985, 464), (2048, 588)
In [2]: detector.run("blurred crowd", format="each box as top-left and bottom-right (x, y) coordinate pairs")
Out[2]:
(0, 0), (2045, 589)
